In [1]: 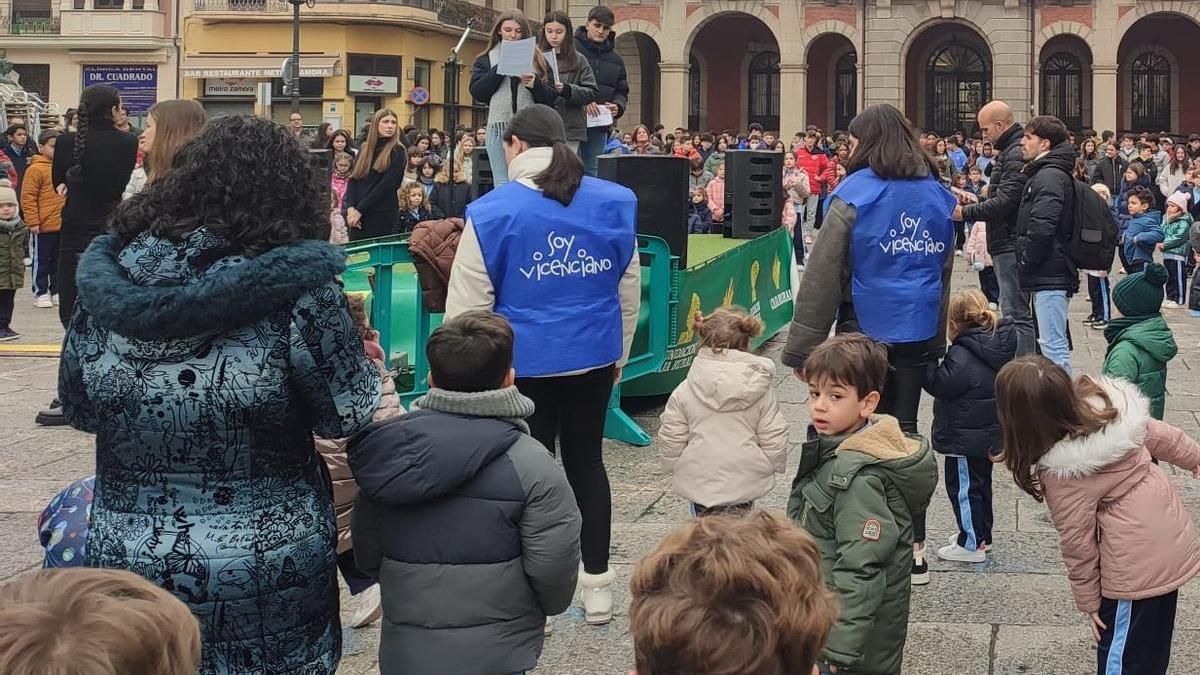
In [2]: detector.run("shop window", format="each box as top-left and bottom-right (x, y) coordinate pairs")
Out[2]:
(348, 54), (402, 79)
(270, 77), (324, 98)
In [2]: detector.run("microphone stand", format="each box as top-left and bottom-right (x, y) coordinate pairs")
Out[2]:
(446, 18), (475, 209)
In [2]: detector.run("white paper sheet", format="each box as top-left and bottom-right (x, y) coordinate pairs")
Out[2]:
(586, 105), (614, 128)
(543, 50), (560, 85)
(496, 38), (536, 77)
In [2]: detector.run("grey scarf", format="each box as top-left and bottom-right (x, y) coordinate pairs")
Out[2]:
(412, 386), (535, 433)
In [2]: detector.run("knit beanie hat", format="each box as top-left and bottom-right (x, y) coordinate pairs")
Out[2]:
(1166, 191), (1190, 213)
(1112, 263), (1168, 317)
(0, 180), (17, 207)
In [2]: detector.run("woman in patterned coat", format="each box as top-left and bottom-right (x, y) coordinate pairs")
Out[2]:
(57, 115), (383, 674)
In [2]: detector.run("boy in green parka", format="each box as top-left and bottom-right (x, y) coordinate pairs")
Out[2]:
(1156, 191), (1194, 308)
(788, 334), (937, 675)
(1103, 263), (1178, 419)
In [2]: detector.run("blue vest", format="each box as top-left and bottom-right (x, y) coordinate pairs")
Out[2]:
(828, 168), (956, 344)
(468, 176), (637, 377)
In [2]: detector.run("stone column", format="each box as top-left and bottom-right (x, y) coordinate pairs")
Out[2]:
(1092, 64), (1118, 134)
(779, 62), (807, 135)
(659, 61), (689, 132)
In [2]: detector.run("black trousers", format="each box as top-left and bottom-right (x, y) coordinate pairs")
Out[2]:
(516, 364), (615, 574)
(944, 456), (993, 549)
(979, 267), (1000, 305)
(1163, 257), (1187, 304)
(1096, 591), (1177, 675)
(1127, 259), (1147, 274)
(1190, 263), (1200, 312)
(56, 226), (102, 329)
(32, 231), (59, 297)
(1088, 275), (1112, 322)
(337, 549), (375, 595)
(0, 289), (14, 330)
(877, 357), (927, 543)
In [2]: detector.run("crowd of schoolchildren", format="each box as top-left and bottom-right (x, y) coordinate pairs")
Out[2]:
(5, 94), (1200, 675)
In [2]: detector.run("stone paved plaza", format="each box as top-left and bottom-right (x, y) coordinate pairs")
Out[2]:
(3, 260), (1200, 674)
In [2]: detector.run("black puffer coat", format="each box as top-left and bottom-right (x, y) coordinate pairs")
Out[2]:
(960, 123), (1025, 255)
(923, 318), (1017, 460)
(574, 27), (629, 118)
(1015, 140), (1079, 293)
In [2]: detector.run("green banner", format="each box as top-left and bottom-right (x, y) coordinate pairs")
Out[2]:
(623, 228), (795, 397)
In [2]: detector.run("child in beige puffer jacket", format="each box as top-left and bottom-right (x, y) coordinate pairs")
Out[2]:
(658, 306), (790, 515)
(996, 356), (1200, 675)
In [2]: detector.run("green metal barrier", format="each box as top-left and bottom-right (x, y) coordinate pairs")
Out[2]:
(342, 234), (677, 445)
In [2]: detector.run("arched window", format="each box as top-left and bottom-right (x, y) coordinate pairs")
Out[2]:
(926, 40), (991, 136)
(1131, 51), (1170, 132)
(834, 52), (857, 131)
(688, 55), (701, 132)
(1041, 51), (1083, 132)
(748, 51), (779, 132)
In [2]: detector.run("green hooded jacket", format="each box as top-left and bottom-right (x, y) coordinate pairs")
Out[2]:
(787, 415), (937, 675)
(1161, 212), (1194, 257)
(1102, 315), (1177, 420)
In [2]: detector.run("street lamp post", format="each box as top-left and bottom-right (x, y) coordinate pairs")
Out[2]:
(287, 0), (305, 113)
(445, 18), (474, 192)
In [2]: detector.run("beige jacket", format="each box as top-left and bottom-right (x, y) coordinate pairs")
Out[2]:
(444, 146), (641, 372)
(1038, 377), (1200, 613)
(658, 348), (790, 507)
(315, 358), (403, 554)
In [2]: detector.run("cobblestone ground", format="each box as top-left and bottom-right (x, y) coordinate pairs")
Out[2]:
(3, 260), (1200, 674)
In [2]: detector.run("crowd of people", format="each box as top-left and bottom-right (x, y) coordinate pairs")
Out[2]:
(2, 6), (1200, 671)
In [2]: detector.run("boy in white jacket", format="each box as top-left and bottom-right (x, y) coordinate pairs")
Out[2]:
(658, 306), (790, 515)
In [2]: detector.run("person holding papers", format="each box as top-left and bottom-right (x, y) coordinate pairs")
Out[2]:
(470, 10), (556, 185)
(540, 11), (599, 154)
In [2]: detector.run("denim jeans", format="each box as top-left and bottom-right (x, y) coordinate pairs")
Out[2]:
(485, 123), (509, 186)
(1033, 289), (1071, 373)
(579, 126), (609, 177)
(992, 251), (1036, 356)
(802, 194), (821, 239)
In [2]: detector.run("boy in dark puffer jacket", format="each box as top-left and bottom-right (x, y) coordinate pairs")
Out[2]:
(923, 289), (1017, 564)
(349, 311), (582, 675)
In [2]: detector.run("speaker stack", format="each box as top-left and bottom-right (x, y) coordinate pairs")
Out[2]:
(470, 147), (494, 201)
(724, 150), (783, 239)
(598, 154), (690, 267)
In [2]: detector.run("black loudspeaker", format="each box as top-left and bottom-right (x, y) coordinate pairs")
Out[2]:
(597, 154), (689, 267)
(724, 150), (783, 239)
(470, 147), (494, 201)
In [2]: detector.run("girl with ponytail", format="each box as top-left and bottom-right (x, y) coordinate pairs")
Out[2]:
(51, 84), (137, 328)
(444, 103), (639, 626)
(657, 305), (790, 517)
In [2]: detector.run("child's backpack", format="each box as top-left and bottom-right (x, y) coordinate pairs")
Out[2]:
(1064, 177), (1119, 271)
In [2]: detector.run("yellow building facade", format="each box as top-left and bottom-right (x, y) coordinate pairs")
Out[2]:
(180, 0), (516, 134)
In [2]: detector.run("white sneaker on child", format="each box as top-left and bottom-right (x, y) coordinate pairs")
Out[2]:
(350, 583), (383, 628)
(33, 295), (52, 309)
(579, 569), (616, 625)
(911, 548), (930, 586)
(937, 542), (987, 563)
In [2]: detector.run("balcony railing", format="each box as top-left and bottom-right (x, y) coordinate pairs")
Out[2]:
(189, 0), (496, 27)
(2, 14), (62, 34)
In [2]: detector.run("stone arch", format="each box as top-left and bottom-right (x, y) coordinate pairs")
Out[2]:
(680, 2), (790, 63)
(1116, 1), (1200, 38)
(899, 16), (996, 81)
(901, 18), (995, 134)
(1037, 34), (1093, 131)
(614, 29), (662, 128)
(805, 30), (858, 132)
(1035, 21), (1095, 55)
(800, 21), (860, 62)
(1119, 44), (1180, 132)
(612, 18), (660, 42)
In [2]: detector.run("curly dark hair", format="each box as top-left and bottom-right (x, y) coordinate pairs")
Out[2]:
(112, 115), (328, 254)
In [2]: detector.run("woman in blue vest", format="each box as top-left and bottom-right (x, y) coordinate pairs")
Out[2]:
(781, 104), (956, 582)
(445, 104), (641, 627)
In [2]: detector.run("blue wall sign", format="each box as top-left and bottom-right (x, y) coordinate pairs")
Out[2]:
(82, 65), (158, 116)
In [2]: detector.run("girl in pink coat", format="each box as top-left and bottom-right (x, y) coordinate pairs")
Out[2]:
(657, 306), (790, 516)
(996, 356), (1200, 675)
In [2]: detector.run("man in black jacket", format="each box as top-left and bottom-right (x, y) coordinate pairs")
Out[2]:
(1090, 141), (1128, 196)
(954, 101), (1035, 355)
(1015, 115), (1078, 373)
(574, 5), (628, 176)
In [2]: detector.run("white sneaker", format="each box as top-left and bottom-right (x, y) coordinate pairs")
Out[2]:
(33, 295), (53, 309)
(948, 532), (992, 552)
(349, 583), (382, 628)
(544, 616), (553, 636)
(955, 249), (964, 257)
(987, 302), (998, 311)
(51, 294), (59, 306)
(22, 257), (31, 267)
(911, 548), (930, 586)
(579, 569), (615, 625)
(937, 542), (987, 563)
(1162, 300), (1181, 309)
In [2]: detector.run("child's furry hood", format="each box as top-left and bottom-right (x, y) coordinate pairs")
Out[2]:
(1037, 377), (1152, 478)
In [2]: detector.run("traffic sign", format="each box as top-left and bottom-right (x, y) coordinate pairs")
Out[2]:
(410, 86), (429, 106)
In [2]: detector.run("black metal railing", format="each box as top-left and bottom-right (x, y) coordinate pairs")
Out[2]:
(435, 0), (496, 30)
(3, 14), (62, 34)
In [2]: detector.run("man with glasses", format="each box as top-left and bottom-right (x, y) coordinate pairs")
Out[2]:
(953, 100), (1035, 356)
(574, 5), (629, 176)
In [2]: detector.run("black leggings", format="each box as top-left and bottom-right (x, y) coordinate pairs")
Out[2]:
(516, 364), (615, 575)
(877, 358), (927, 543)
(56, 227), (101, 329)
